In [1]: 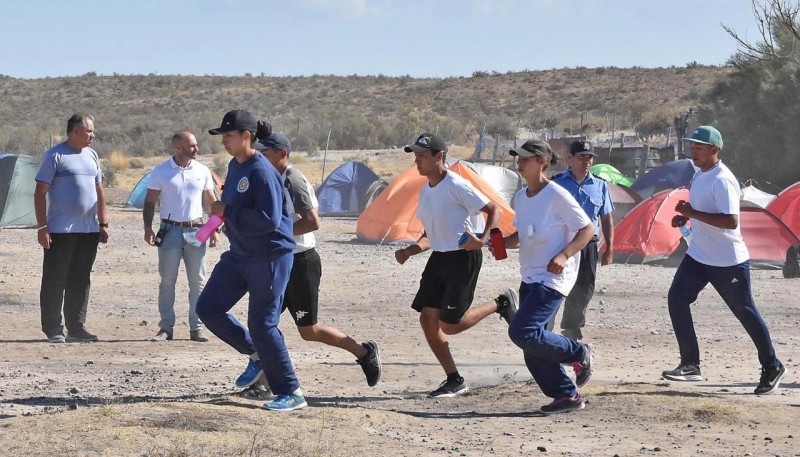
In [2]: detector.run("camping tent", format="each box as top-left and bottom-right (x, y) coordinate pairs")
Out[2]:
(766, 182), (800, 237)
(591, 164), (634, 187)
(739, 207), (800, 267)
(458, 161), (522, 205)
(741, 184), (776, 208)
(316, 161), (380, 216)
(630, 159), (697, 199)
(608, 188), (687, 264)
(127, 169), (223, 209)
(0, 154), (39, 228)
(607, 182), (642, 225)
(355, 161), (516, 244)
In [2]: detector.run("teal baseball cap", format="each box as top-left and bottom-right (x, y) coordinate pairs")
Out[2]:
(683, 126), (723, 149)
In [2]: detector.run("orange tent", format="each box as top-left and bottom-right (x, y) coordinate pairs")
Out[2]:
(766, 182), (800, 237)
(355, 161), (516, 244)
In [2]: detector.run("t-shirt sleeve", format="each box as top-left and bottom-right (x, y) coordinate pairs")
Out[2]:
(35, 151), (57, 184)
(713, 177), (740, 216)
(559, 191), (593, 232)
(202, 168), (214, 191)
(93, 150), (102, 185)
(453, 179), (490, 215)
(285, 169), (314, 213)
(146, 166), (162, 190)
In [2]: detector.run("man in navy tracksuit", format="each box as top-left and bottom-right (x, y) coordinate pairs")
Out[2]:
(196, 110), (306, 411)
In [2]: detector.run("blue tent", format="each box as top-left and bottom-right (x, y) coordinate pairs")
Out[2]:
(631, 159), (697, 198)
(126, 173), (151, 208)
(316, 161), (380, 215)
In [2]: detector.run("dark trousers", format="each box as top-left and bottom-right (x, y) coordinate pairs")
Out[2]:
(547, 239), (598, 339)
(508, 282), (587, 399)
(667, 255), (780, 369)
(196, 251), (300, 395)
(40, 232), (100, 336)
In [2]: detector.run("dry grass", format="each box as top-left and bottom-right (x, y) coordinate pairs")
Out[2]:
(107, 150), (131, 171)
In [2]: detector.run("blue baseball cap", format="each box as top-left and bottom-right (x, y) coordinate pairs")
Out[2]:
(683, 126), (723, 149)
(254, 132), (292, 153)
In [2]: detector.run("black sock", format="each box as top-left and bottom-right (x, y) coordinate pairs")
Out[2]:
(447, 371), (462, 382)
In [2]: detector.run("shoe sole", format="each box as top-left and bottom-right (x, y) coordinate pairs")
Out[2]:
(265, 399), (307, 411)
(47, 337), (66, 343)
(541, 401), (586, 414)
(65, 337), (98, 343)
(236, 371), (264, 389)
(754, 368), (787, 395)
(575, 343), (594, 388)
(429, 386), (469, 398)
(662, 373), (703, 382)
(364, 340), (382, 387)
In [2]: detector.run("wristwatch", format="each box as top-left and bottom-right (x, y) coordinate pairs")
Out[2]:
(99, 222), (109, 228)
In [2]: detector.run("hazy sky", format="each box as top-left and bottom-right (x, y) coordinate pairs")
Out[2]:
(0, 0), (761, 79)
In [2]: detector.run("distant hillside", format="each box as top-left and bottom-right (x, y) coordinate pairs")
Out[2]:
(0, 65), (729, 158)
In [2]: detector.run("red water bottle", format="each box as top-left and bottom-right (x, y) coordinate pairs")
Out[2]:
(489, 228), (507, 260)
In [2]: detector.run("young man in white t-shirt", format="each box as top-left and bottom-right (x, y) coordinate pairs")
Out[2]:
(143, 131), (218, 342)
(256, 132), (382, 388)
(394, 133), (516, 398)
(662, 126), (786, 395)
(499, 139), (595, 414)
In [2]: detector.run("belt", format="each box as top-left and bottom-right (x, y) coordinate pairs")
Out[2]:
(162, 218), (203, 228)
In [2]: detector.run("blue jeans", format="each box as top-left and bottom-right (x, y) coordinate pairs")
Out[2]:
(157, 225), (206, 331)
(668, 255), (780, 368)
(508, 282), (587, 399)
(196, 251), (299, 395)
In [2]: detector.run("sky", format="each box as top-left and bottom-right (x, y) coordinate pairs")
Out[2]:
(0, 0), (763, 79)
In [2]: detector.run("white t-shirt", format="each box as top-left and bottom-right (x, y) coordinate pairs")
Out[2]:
(416, 171), (489, 252)
(147, 158), (213, 222)
(282, 165), (318, 253)
(686, 161), (749, 266)
(513, 182), (592, 296)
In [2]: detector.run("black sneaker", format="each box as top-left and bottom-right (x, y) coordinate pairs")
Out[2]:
(65, 328), (98, 343)
(662, 364), (702, 382)
(429, 377), (469, 398)
(754, 364), (787, 395)
(574, 343), (594, 388)
(496, 288), (518, 325)
(540, 393), (585, 414)
(357, 340), (382, 387)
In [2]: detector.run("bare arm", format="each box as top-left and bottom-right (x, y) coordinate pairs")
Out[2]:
(600, 213), (614, 266)
(395, 232), (431, 265)
(294, 208), (320, 236)
(96, 183), (109, 243)
(547, 223), (595, 275)
(34, 181), (51, 249)
(143, 189), (160, 245)
(676, 200), (738, 230)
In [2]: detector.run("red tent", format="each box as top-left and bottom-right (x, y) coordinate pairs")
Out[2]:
(740, 206), (800, 266)
(608, 182), (642, 225)
(355, 161), (516, 244)
(607, 188), (687, 264)
(766, 182), (800, 238)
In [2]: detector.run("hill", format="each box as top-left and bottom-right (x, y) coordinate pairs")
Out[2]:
(0, 65), (729, 159)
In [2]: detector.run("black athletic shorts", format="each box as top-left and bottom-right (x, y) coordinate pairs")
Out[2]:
(283, 248), (321, 327)
(411, 249), (483, 324)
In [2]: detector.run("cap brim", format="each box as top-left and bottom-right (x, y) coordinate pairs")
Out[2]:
(404, 144), (430, 153)
(208, 126), (234, 135)
(253, 140), (268, 151)
(682, 137), (713, 145)
(571, 151), (597, 156)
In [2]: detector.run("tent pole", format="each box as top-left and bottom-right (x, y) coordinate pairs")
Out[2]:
(321, 129), (332, 184)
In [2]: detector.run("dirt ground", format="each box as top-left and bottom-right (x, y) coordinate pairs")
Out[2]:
(0, 152), (798, 456)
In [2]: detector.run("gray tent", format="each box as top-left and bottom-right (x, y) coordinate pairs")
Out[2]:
(0, 154), (39, 228)
(454, 160), (523, 205)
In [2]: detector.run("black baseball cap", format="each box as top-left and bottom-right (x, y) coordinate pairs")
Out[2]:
(404, 133), (448, 153)
(509, 139), (553, 159)
(254, 132), (292, 153)
(208, 109), (257, 135)
(569, 140), (596, 156)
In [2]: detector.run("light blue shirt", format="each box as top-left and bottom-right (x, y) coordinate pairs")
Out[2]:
(35, 142), (102, 233)
(552, 170), (614, 236)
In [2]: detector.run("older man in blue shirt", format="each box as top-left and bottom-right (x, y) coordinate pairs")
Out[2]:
(550, 140), (614, 342)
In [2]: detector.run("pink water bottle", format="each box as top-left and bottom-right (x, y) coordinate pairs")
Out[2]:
(489, 228), (507, 260)
(196, 215), (224, 242)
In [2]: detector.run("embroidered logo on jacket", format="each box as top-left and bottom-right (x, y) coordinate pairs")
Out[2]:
(237, 177), (249, 193)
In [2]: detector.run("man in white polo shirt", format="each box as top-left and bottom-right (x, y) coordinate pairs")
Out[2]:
(143, 131), (218, 342)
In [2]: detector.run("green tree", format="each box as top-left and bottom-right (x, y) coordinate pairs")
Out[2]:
(703, 0), (800, 188)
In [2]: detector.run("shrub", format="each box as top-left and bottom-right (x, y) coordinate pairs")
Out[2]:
(128, 157), (145, 169)
(107, 150), (130, 171)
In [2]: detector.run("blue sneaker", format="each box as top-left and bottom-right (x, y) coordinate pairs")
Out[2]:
(264, 392), (307, 411)
(235, 358), (263, 389)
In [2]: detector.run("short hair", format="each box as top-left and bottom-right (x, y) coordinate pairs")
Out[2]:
(171, 131), (192, 147)
(67, 113), (94, 135)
